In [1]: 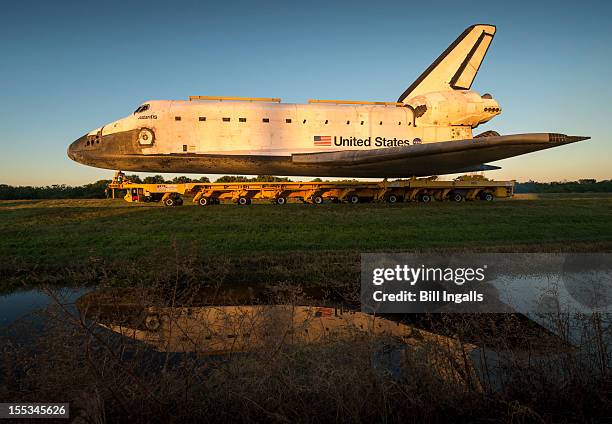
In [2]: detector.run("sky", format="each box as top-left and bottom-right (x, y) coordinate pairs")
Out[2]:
(0, 0), (610, 186)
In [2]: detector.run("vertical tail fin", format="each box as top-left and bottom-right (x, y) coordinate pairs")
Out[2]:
(398, 24), (496, 102)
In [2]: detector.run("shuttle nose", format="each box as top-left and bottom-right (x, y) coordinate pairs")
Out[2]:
(68, 134), (88, 162)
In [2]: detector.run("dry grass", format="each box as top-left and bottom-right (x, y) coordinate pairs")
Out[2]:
(1, 195), (610, 421)
(0, 283), (609, 423)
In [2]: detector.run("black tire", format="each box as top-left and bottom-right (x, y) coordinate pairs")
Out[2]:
(198, 197), (210, 206)
(275, 196), (287, 205)
(481, 192), (494, 202)
(144, 314), (161, 331)
(164, 197), (175, 207)
(312, 195), (324, 205)
(451, 192), (464, 202)
(175, 197), (184, 206)
(419, 194), (431, 203)
(387, 194), (399, 204)
(348, 194), (359, 204)
(238, 197), (251, 206)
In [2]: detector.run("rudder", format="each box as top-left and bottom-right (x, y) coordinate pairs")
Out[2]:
(398, 24), (496, 102)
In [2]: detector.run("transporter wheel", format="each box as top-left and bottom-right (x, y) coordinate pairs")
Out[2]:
(175, 197), (184, 206)
(419, 194), (431, 203)
(198, 197), (211, 206)
(144, 314), (161, 331)
(481, 192), (494, 202)
(275, 196), (287, 205)
(238, 196), (251, 206)
(387, 194), (399, 204)
(164, 197), (175, 207)
(451, 192), (464, 202)
(348, 194), (360, 204)
(312, 195), (324, 205)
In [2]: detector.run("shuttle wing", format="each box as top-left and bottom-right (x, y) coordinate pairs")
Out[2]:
(398, 24), (496, 102)
(291, 134), (589, 169)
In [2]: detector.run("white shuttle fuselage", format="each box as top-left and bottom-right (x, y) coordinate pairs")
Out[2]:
(68, 24), (588, 178)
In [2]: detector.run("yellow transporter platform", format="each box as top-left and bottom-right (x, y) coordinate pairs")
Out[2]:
(108, 177), (514, 206)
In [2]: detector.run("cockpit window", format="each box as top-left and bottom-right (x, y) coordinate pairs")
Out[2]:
(133, 104), (150, 114)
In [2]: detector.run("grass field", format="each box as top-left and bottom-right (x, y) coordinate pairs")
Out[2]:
(2, 196), (610, 422)
(1, 194), (610, 289)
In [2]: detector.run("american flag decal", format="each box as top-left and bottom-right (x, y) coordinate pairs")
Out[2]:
(313, 135), (332, 146)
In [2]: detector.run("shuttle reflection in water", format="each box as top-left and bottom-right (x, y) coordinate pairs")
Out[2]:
(76, 287), (479, 387)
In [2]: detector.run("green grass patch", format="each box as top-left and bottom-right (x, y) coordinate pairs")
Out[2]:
(0, 195), (610, 288)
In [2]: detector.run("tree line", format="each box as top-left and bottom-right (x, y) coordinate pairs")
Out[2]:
(1, 176), (610, 200)
(513, 179), (612, 193)
(0, 175), (291, 199)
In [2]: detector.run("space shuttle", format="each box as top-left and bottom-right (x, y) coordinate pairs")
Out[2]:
(68, 24), (588, 178)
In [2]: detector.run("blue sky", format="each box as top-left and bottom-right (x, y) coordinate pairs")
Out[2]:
(1, 0), (610, 185)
